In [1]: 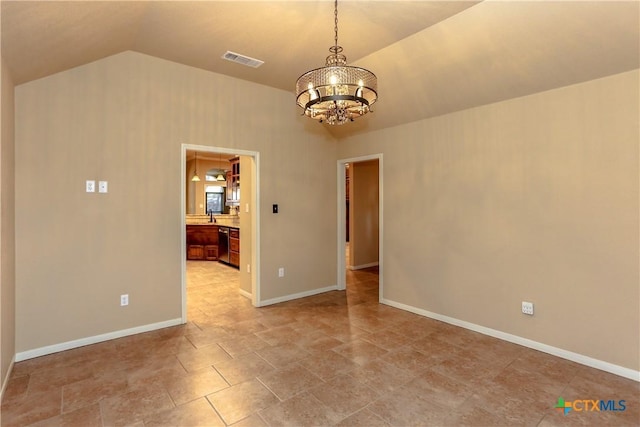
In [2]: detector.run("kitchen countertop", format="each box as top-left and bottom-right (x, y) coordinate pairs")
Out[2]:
(186, 214), (239, 229)
(214, 219), (239, 229)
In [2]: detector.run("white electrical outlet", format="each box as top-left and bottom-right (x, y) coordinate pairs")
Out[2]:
(247, 264), (251, 273)
(98, 181), (108, 193)
(86, 180), (96, 193)
(121, 294), (129, 306)
(278, 267), (285, 277)
(522, 301), (534, 315)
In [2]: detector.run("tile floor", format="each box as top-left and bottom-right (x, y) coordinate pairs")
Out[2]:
(2, 261), (639, 426)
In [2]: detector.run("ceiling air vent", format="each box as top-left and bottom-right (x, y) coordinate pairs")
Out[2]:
(222, 51), (264, 68)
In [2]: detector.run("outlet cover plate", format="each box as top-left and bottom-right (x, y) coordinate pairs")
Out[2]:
(522, 301), (534, 315)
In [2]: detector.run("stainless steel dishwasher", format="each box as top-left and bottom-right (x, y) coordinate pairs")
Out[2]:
(218, 226), (230, 264)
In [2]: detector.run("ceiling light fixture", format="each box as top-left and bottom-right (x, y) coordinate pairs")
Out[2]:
(295, 0), (377, 125)
(216, 152), (225, 181)
(191, 152), (201, 182)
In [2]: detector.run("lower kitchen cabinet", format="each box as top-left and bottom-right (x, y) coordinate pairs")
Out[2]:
(187, 245), (204, 260)
(204, 245), (218, 260)
(186, 225), (218, 261)
(229, 228), (240, 268)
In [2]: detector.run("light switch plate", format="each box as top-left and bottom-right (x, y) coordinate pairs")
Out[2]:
(98, 181), (108, 193)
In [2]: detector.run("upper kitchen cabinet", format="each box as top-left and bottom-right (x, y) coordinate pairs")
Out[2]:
(226, 157), (240, 204)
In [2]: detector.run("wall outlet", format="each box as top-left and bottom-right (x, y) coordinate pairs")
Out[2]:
(121, 294), (129, 306)
(522, 301), (534, 315)
(86, 180), (95, 193)
(278, 267), (284, 277)
(247, 264), (251, 273)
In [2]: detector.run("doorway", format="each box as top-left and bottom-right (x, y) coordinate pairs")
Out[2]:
(181, 144), (261, 323)
(337, 154), (383, 300)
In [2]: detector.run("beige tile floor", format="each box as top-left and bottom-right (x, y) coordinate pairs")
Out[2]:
(2, 261), (639, 426)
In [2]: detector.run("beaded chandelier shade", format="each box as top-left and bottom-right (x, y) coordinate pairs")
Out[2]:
(295, 0), (378, 125)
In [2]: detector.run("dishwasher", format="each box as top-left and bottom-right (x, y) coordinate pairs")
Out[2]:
(218, 226), (230, 264)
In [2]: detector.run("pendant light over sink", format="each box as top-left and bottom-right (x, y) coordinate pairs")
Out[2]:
(216, 152), (225, 181)
(191, 152), (201, 182)
(295, 0), (378, 125)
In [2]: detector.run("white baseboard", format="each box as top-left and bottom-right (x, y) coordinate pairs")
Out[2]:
(259, 285), (338, 307)
(15, 318), (183, 362)
(1, 355), (15, 403)
(349, 262), (379, 271)
(239, 289), (252, 300)
(381, 298), (640, 382)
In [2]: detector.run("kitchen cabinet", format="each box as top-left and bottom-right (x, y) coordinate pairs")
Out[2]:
(226, 157), (240, 204)
(186, 225), (219, 260)
(187, 245), (204, 260)
(229, 228), (240, 268)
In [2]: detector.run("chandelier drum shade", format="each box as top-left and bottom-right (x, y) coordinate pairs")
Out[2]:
(295, 0), (377, 125)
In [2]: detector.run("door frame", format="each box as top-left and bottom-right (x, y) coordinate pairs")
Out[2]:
(181, 144), (261, 323)
(336, 153), (383, 301)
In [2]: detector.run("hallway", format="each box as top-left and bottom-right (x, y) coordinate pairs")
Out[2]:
(1, 262), (638, 426)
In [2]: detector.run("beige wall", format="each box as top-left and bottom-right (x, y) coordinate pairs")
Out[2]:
(14, 51), (336, 354)
(1, 57), (16, 393)
(188, 156), (231, 215)
(338, 70), (640, 371)
(349, 159), (379, 268)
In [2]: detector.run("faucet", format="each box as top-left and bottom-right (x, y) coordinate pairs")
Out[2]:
(208, 210), (216, 223)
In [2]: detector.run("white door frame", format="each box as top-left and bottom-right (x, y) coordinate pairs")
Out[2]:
(181, 144), (261, 323)
(336, 153), (383, 301)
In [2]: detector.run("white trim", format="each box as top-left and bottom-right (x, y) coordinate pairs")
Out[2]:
(15, 318), (183, 362)
(349, 262), (379, 271)
(382, 298), (640, 382)
(239, 289), (252, 300)
(259, 285), (338, 307)
(252, 152), (261, 307)
(1, 355), (15, 402)
(337, 154), (383, 298)
(337, 163), (347, 291)
(181, 148), (187, 323)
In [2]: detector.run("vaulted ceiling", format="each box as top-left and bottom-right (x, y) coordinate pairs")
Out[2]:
(2, 1), (638, 137)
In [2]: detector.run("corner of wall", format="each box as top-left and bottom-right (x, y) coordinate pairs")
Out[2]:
(0, 55), (17, 399)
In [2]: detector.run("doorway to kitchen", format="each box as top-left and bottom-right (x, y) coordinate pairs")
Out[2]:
(337, 154), (383, 300)
(181, 144), (260, 323)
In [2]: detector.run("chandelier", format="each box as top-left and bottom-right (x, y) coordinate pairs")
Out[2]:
(295, 0), (377, 125)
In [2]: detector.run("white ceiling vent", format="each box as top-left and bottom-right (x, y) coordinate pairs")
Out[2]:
(222, 51), (264, 68)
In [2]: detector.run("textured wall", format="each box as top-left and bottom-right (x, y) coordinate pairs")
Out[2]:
(338, 70), (640, 371)
(14, 51), (336, 354)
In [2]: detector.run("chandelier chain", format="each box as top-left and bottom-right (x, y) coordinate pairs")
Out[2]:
(334, 0), (339, 51)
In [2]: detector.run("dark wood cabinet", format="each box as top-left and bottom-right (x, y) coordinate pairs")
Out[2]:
(229, 228), (240, 268)
(226, 157), (240, 204)
(186, 225), (219, 260)
(204, 245), (218, 260)
(187, 245), (204, 260)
